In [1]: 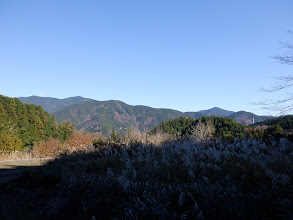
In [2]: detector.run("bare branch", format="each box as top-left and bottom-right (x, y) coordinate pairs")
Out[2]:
(273, 56), (293, 65)
(261, 83), (293, 92)
(260, 97), (293, 105)
(257, 32), (293, 115)
(260, 75), (293, 92)
(276, 75), (293, 81)
(280, 41), (293, 50)
(258, 98), (293, 115)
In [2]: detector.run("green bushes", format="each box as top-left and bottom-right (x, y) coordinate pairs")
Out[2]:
(93, 137), (107, 147)
(152, 116), (292, 143)
(151, 116), (245, 140)
(255, 115), (293, 129)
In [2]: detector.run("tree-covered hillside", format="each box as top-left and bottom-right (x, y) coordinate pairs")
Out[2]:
(199, 107), (234, 117)
(184, 111), (206, 119)
(52, 100), (185, 134)
(254, 115), (293, 129)
(18, 96), (92, 113)
(228, 111), (269, 125)
(19, 96), (271, 135)
(152, 116), (245, 140)
(0, 95), (74, 151)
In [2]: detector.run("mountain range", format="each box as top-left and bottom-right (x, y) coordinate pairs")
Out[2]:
(17, 96), (270, 134)
(18, 96), (92, 113)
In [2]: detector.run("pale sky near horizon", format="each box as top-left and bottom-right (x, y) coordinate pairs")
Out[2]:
(1, 0), (292, 115)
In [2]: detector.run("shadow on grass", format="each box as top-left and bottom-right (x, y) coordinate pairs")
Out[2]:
(0, 166), (40, 184)
(0, 139), (292, 219)
(0, 164), (53, 220)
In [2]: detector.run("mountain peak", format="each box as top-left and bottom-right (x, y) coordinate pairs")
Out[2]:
(199, 107), (234, 117)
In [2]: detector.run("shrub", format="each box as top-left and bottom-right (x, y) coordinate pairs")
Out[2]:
(32, 138), (64, 158)
(68, 131), (93, 150)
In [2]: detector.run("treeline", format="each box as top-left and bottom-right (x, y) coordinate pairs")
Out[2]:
(151, 116), (293, 142)
(151, 116), (245, 140)
(0, 95), (74, 152)
(255, 115), (293, 129)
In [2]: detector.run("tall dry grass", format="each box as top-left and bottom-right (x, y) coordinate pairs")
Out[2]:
(18, 137), (293, 219)
(0, 150), (33, 161)
(0, 129), (176, 161)
(32, 131), (103, 158)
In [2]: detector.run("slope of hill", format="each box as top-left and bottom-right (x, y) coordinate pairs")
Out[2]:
(254, 115), (293, 129)
(17, 96), (92, 113)
(52, 100), (185, 134)
(184, 111), (206, 119)
(228, 111), (269, 125)
(199, 107), (234, 117)
(0, 95), (70, 151)
(151, 116), (245, 139)
(18, 96), (271, 133)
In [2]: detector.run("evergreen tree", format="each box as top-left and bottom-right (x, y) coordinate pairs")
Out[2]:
(111, 130), (116, 141)
(0, 95), (74, 152)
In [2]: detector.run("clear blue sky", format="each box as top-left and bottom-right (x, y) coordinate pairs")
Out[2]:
(1, 0), (292, 115)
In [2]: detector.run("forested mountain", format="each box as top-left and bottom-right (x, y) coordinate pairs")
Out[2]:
(0, 95), (74, 151)
(199, 107), (234, 117)
(228, 111), (270, 125)
(18, 96), (92, 113)
(151, 116), (245, 139)
(184, 111), (206, 119)
(254, 115), (293, 129)
(52, 100), (185, 134)
(18, 96), (271, 134)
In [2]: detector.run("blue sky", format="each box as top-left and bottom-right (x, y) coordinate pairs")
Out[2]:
(0, 0), (292, 115)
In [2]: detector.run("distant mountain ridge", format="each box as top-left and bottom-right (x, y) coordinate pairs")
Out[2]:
(52, 99), (185, 134)
(16, 96), (272, 134)
(228, 111), (269, 125)
(200, 107), (234, 117)
(18, 96), (92, 113)
(254, 115), (293, 129)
